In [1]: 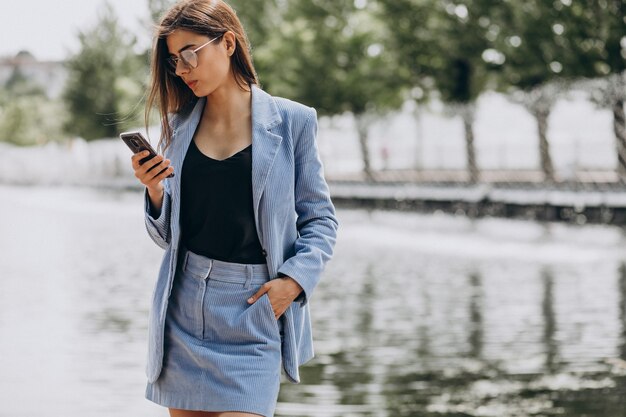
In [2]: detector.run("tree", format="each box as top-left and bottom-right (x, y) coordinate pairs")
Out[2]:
(380, 0), (499, 183)
(587, 73), (626, 180)
(63, 2), (148, 140)
(375, 0), (431, 171)
(225, 0), (282, 94)
(256, 0), (406, 181)
(430, 0), (495, 183)
(148, 0), (176, 24)
(0, 95), (67, 146)
(563, 0), (626, 180)
(0, 64), (66, 145)
(495, 1), (558, 182)
(3, 66), (45, 99)
(493, 0), (608, 182)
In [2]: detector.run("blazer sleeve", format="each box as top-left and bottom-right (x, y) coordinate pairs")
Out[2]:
(277, 108), (339, 306)
(143, 113), (179, 249)
(144, 179), (172, 249)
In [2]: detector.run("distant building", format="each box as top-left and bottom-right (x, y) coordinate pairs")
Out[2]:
(0, 51), (68, 99)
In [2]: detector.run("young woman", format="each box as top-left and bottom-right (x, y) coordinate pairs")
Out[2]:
(130, 0), (338, 416)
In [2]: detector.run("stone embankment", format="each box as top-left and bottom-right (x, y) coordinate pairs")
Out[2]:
(328, 169), (626, 225)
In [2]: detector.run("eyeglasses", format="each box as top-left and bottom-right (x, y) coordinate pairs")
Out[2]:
(167, 34), (223, 73)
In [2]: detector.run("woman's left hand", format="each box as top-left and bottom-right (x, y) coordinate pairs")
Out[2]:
(247, 277), (303, 319)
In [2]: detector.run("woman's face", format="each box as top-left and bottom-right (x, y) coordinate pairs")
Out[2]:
(166, 29), (234, 97)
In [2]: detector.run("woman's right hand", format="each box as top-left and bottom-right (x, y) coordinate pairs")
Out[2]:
(131, 151), (174, 209)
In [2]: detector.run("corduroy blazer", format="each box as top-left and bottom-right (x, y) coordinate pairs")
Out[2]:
(143, 85), (338, 384)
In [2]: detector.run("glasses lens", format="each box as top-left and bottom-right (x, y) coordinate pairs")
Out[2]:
(167, 57), (178, 73)
(180, 50), (198, 69)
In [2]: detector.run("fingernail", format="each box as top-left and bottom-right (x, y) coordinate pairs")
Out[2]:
(247, 297), (253, 303)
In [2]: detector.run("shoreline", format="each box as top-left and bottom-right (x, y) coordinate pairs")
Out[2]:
(4, 174), (626, 225)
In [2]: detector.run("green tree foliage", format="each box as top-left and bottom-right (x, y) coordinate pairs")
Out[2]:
(3, 67), (45, 98)
(430, 0), (498, 182)
(492, 0), (571, 181)
(0, 66), (66, 146)
(0, 96), (67, 146)
(564, 0), (625, 78)
(227, 0), (281, 88)
(379, 0), (499, 182)
(63, 2), (148, 140)
(265, 0), (405, 114)
(242, 0), (405, 180)
(227, 0), (279, 51)
(498, 0), (595, 181)
(372, 0), (430, 93)
(561, 0), (626, 179)
(493, 0), (625, 181)
(148, 0), (176, 24)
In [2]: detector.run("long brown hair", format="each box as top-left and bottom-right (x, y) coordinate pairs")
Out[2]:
(145, 0), (259, 150)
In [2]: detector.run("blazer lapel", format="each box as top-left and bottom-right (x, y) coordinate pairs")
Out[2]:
(251, 85), (283, 226)
(169, 98), (205, 241)
(170, 98), (205, 181)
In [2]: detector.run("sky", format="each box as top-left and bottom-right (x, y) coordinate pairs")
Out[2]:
(1, 0), (152, 61)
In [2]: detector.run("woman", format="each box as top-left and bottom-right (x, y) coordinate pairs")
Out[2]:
(130, 0), (338, 416)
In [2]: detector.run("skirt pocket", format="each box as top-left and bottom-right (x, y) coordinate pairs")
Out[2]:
(255, 293), (283, 340)
(203, 279), (282, 348)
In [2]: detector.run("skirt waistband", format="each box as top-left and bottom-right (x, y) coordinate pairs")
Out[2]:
(180, 249), (270, 285)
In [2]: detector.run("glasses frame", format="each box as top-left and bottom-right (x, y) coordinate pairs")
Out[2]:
(167, 34), (223, 74)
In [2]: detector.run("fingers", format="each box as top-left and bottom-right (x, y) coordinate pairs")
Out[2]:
(132, 151), (173, 187)
(248, 282), (295, 319)
(149, 163), (174, 182)
(268, 295), (287, 319)
(247, 283), (270, 304)
(132, 151), (164, 173)
(130, 150), (151, 170)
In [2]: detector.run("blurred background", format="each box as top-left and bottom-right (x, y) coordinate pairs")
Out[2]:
(1, 0), (626, 416)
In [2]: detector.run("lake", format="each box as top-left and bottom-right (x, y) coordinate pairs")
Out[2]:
(1, 184), (626, 417)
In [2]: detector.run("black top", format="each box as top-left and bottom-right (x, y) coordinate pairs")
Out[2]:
(180, 140), (266, 264)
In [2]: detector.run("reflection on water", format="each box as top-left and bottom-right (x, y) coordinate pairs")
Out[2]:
(1, 185), (626, 416)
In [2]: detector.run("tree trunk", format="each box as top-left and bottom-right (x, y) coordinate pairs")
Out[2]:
(613, 99), (626, 182)
(355, 115), (374, 182)
(535, 109), (555, 183)
(413, 104), (423, 171)
(462, 112), (479, 183)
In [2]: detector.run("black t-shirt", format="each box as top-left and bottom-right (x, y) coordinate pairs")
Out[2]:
(180, 140), (266, 264)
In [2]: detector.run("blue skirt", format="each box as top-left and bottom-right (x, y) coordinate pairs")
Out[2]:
(146, 250), (283, 417)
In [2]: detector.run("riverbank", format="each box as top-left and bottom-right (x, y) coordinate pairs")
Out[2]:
(2, 136), (625, 225)
(5, 171), (625, 225)
(0, 165), (626, 225)
(329, 169), (626, 225)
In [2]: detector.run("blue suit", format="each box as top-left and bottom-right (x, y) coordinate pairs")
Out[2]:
(143, 85), (338, 383)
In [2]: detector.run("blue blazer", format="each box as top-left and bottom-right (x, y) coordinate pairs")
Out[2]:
(143, 85), (339, 383)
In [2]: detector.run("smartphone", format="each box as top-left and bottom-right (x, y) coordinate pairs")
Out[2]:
(120, 131), (174, 178)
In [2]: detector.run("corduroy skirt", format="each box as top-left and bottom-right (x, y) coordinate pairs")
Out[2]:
(145, 249), (283, 417)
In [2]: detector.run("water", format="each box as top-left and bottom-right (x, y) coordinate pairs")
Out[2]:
(1, 185), (626, 416)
